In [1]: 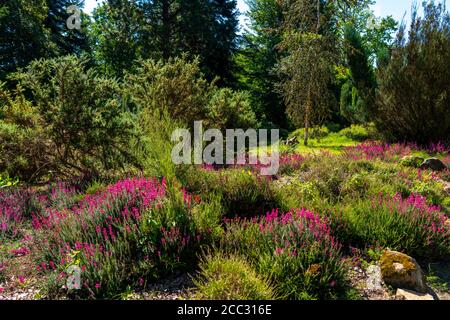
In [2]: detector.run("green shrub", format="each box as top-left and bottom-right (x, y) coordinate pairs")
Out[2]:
(126, 56), (213, 126)
(0, 56), (135, 182)
(193, 253), (276, 300)
(338, 125), (371, 141)
(134, 109), (182, 180)
(191, 192), (224, 240)
(290, 126), (329, 141)
(205, 88), (258, 131)
(399, 156), (425, 168)
(179, 166), (279, 218)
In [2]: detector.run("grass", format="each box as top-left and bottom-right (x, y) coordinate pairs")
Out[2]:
(292, 133), (360, 155)
(192, 253), (276, 300)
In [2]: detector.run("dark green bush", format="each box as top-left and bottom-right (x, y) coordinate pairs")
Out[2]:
(0, 56), (135, 182)
(375, 3), (450, 144)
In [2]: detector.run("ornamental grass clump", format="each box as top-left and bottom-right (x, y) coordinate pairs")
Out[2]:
(222, 208), (346, 300)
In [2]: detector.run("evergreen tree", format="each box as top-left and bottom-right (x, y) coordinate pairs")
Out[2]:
(0, 0), (54, 80)
(90, 0), (143, 77)
(235, 0), (286, 127)
(45, 0), (90, 56)
(375, 2), (450, 144)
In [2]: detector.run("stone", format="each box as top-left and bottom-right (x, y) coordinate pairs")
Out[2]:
(396, 288), (434, 300)
(420, 158), (447, 172)
(285, 136), (298, 146)
(445, 219), (450, 228)
(380, 250), (426, 293)
(444, 185), (450, 196)
(366, 265), (384, 291)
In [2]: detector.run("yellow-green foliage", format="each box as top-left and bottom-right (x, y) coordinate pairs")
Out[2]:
(193, 253), (276, 300)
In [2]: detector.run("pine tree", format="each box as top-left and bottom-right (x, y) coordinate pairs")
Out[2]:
(45, 0), (90, 56)
(235, 0), (287, 127)
(0, 0), (54, 80)
(90, 0), (143, 77)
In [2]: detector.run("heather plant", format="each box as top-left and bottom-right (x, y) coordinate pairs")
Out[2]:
(193, 253), (276, 300)
(343, 141), (413, 162)
(32, 177), (204, 298)
(222, 209), (346, 300)
(0, 188), (34, 240)
(331, 193), (450, 260)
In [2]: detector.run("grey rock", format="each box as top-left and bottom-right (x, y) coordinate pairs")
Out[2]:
(420, 158), (447, 171)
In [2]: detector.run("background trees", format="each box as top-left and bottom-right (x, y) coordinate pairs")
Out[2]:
(0, 0), (53, 80)
(277, 0), (338, 145)
(89, 0), (239, 82)
(234, 0), (286, 127)
(45, 0), (90, 56)
(375, 2), (450, 144)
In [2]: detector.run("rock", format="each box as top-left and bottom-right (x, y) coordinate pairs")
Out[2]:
(366, 265), (384, 291)
(445, 219), (450, 228)
(380, 250), (426, 293)
(396, 288), (434, 300)
(420, 158), (447, 171)
(400, 156), (425, 168)
(444, 185), (450, 195)
(285, 136), (298, 146)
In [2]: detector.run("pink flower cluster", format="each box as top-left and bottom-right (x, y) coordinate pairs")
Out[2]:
(373, 192), (449, 240)
(344, 141), (413, 161)
(32, 178), (168, 280)
(0, 189), (31, 239)
(227, 208), (341, 259)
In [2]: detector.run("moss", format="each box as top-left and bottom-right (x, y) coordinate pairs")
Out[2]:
(380, 251), (417, 279)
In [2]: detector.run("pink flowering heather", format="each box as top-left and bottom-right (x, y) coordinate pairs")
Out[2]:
(0, 188), (31, 240)
(345, 193), (450, 258)
(344, 141), (413, 161)
(224, 208), (345, 299)
(32, 177), (202, 298)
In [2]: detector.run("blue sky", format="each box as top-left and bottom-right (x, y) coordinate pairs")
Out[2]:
(83, 0), (430, 26)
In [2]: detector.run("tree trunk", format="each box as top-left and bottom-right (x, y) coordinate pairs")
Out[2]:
(162, 0), (171, 60)
(304, 97), (311, 146)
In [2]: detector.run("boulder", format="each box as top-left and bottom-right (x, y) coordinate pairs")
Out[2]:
(366, 265), (384, 291)
(400, 156), (424, 168)
(445, 219), (450, 228)
(285, 136), (298, 146)
(444, 185), (450, 196)
(380, 250), (426, 293)
(420, 158), (447, 171)
(396, 288), (434, 301)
